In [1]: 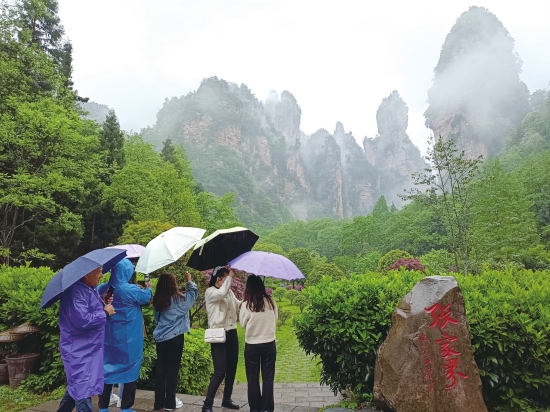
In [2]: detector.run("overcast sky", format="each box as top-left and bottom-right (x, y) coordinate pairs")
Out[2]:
(58, 0), (550, 154)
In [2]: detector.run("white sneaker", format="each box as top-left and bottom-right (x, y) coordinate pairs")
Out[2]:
(165, 398), (183, 410)
(109, 393), (120, 406)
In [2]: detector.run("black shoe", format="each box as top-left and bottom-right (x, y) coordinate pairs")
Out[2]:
(201, 398), (214, 412)
(221, 399), (240, 409)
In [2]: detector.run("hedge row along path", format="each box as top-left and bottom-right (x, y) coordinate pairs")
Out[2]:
(24, 383), (350, 412)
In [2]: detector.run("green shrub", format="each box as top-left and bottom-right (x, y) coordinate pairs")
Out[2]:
(331, 256), (357, 275)
(277, 307), (292, 327)
(377, 249), (412, 272)
(286, 289), (300, 305)
(419, 249), (455, 274)
(293, 294), (308, 313)
(294, 268), (550, 409)
(0, 265), (64, 393)
(305, 263), (345, 287)
(355, 251), (383, 273)
(272, 287), (286, 302)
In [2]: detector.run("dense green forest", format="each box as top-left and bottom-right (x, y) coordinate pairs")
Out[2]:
(1, 0), (549, 274)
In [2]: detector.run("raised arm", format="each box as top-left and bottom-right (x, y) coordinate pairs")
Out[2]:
(205, 276), (233, 302)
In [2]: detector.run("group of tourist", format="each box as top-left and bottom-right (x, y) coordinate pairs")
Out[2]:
(55, 258), (278, 412)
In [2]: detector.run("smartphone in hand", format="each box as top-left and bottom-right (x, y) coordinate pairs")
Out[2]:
(104, 285), (115, 304)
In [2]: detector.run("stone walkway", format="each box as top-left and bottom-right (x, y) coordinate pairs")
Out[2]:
(25, 383), (345, 412)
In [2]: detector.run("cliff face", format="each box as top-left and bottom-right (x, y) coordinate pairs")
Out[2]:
(143, 77), (425, 226)
(425, 6), (530, 158)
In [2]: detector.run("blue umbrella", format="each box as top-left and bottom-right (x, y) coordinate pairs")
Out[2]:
(40, 248), (127, 309)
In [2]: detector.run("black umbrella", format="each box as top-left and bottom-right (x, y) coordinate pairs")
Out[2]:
(186, 227), (259, 271)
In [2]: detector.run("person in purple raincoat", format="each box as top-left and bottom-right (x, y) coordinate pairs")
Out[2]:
(56, 266), (115, 412)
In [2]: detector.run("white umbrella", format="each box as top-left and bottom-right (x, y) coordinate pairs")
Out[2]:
(135, 227), (206, 274)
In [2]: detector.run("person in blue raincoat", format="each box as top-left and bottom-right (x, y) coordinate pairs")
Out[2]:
(97, 259), (152, 412)
(56, 267), (115, 412)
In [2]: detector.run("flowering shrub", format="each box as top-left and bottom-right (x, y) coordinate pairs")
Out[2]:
(386, 258), (425, 273)
(285, 285), (304, 291)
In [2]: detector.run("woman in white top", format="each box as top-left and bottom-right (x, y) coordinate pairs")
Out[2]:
(201, 266), (242, 412)
(240, 274), (278, 412)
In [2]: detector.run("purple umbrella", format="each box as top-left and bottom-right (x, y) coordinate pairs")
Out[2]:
(229, 251), (305, 281)
(106, 244), (145, 260)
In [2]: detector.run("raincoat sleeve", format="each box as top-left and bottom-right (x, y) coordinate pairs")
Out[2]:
(128, 284), (152, 305)
(70, 287), (107, 331)
(206, 276), (233, 302)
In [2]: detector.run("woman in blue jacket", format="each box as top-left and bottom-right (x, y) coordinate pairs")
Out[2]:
(97, 258), (152, 412)
(153, 271), (198, 411)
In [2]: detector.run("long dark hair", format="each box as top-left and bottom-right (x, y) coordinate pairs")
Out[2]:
(209, 267), (230, 287)
(153, 273), (183, 312)
(244, 274), (275, 312)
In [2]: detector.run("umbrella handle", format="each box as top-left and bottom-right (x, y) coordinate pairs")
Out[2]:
(199, 244), (204, 256)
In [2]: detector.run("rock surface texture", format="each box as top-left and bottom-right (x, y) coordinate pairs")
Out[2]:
(374, 276), (487, 412)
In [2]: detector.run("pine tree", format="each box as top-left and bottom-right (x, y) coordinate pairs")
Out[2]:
(100, 110), (125, 168)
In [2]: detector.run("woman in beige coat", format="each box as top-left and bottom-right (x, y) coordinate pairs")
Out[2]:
(201, 266), (242, 412)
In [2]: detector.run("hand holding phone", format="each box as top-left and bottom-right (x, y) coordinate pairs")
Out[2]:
(104, 285), (115, 304)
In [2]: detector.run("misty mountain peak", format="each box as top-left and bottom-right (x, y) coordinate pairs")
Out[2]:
(376, 90), (408, 136)
(425, 5), (530, 157)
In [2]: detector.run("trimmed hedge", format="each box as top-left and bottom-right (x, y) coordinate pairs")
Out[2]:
(294, 268), (550, 409)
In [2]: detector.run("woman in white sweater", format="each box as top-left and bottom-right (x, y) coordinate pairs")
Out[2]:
(240, 274), (278, 412)
(201, 266), (242, 412)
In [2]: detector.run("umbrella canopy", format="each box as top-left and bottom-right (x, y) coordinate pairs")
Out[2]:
(105, 244), (145, 260)
(186, 226), (259, 271)
(40, 248), (127, 309)
(135, 226), (206, 274)
(229, 251), (305, 280)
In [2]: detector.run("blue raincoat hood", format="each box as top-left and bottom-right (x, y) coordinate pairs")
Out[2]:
(101, 258), (152, 384)
(110, 258), (134, 285)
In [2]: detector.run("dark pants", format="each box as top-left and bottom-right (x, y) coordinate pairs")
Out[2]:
(56, 391), (93, 412)
(154, 333), (184, 410)
(245, 341), (276, 412)
(205, 328), (239, 400)
(98, 381), (137, 410)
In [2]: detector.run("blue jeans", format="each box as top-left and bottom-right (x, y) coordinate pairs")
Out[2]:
(56, 391), (93, 412)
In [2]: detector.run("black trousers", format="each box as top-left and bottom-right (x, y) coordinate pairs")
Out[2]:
(244, 340), (276, 412)
(205, 328), (239, 399)
(98, 381), (137, 410)
(154, 333), (184, 410)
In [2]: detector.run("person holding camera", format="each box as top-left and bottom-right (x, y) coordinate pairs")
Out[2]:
(153, 271), (198, 411)
(97, 259), (152, 412)
(201, 266), (242, 412)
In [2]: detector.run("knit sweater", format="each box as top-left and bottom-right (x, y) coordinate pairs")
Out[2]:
(240, 298), (278, 344)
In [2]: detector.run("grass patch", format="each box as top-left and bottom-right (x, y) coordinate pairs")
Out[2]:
(0, 385), (65, 412)
(235, 299), (321, 383)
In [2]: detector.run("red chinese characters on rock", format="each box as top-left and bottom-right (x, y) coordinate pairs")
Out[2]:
(419, 333), (434, 391)
(424, 303), (468, 390)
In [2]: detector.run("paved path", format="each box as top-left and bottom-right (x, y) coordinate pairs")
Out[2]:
(25, 383), (343, 412)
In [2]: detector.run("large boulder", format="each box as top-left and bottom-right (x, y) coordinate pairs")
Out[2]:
(374, 276), (487, 412)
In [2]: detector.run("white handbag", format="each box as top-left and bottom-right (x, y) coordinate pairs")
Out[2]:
(204, 328), (226, 343)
